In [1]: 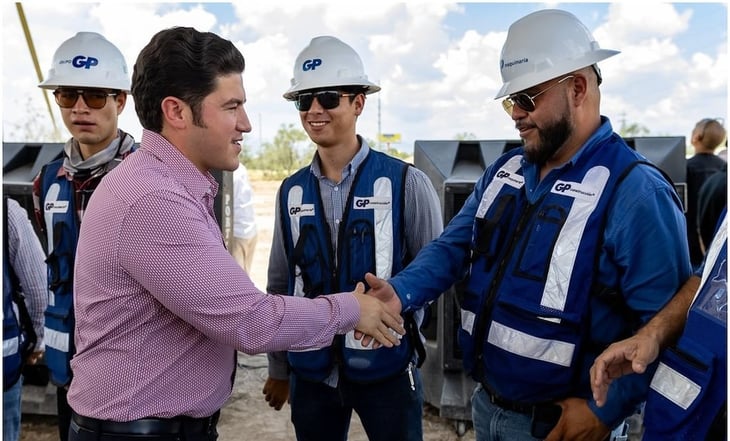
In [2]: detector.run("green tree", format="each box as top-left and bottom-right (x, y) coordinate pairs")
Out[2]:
(252, 123), (310, 178)
(454, 132), (477, 140)
(617, 114), (650, 137)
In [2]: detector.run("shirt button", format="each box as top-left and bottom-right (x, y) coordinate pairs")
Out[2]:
(335, 219), (341, 224)
(334, 186), (339, 192)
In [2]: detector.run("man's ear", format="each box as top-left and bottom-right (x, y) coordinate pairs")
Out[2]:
(115, 92), (127, 114)
(160, 97), (188, 130)
(354, 94), (365, 116)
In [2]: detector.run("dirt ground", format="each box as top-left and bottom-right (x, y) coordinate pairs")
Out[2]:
(20, 178), (475, 440)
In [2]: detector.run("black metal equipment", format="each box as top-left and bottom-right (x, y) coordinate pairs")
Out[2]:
(413, 137), (687, 435)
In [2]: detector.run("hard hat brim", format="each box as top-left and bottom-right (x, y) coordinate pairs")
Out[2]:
(38, 76), (131, 93)
(283, 81), (380, 101)
(494, 49), (619, 99)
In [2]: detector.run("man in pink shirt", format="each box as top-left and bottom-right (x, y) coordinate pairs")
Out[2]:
(66, 27), (404, 441)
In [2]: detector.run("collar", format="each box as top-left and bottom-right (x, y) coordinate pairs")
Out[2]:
(521, 116), (615, 174)
(139, 129), (218, 201)
(310, 135), (370, 183)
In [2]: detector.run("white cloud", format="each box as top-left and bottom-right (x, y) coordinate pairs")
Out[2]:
(2, 2), (727, 154)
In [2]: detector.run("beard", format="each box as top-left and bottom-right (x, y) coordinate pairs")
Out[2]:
(521, 104), (573, 166)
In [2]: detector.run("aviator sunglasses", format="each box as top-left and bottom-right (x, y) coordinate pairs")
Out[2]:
(53, 88), (119, 110)
(293, 90), (356, 111)
(501, 75), (574, 116)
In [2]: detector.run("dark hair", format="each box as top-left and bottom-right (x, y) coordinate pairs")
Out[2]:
(131, 27), (245, 132)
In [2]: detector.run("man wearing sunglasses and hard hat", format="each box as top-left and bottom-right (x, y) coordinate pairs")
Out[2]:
(263, 35), (442, 440)
(32, 31), (136, 441)
(365, 9), (691, 441)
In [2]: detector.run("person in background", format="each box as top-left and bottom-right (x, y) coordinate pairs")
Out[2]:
(3, 198), (47, 441)
(230, 162), (258, 274)
(32, 31), (136, 441)
(686, 118), (727, 268)
(591, 209), (726, 441)
(65, 27), (404, 441)
(365, 9), (690, 441)
(697, 168), (727, 252)
(262, 35), (442, 441)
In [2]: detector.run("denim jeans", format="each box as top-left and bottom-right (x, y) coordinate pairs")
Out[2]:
(471, 384), (538, 441)
(290, 365), (423, 441)
(3, 377), (23, 441)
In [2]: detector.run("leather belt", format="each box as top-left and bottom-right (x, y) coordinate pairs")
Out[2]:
(482, 382), (551, 415)
(71, 410), (219, 435)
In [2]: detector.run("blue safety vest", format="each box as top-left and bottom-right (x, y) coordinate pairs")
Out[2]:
(459, 143), (654, 403)
(3, 255), (25, 390)
(3, 198), (36, 390)
(643, 214), (727, 441)
(39, 161), (80, 387)
(279, 150), (414, 382)
(38, 135), (134, 386)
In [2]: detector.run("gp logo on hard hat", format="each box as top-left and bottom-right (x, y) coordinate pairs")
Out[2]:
(302, 58), (322, 71)
(70, 55), (99, 69)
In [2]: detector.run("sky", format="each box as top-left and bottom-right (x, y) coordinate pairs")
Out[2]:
(1, 1), (728, 155)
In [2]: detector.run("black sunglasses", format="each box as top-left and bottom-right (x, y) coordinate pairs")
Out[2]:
(502, 75), (574, 116)
(293, 90), (356, 111)
(53, 88), (118, 110)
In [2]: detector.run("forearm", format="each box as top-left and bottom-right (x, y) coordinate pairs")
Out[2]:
(637, 275), (700, 349)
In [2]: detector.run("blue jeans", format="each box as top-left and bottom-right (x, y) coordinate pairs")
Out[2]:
(3, 377), (23, 441)
(471, 384), (539, 441)
(290, 365), (423, 441)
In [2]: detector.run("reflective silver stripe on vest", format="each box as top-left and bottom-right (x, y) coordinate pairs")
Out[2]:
(696, 215), (727, 299)
(487, 321), (574, 367)
(287, 185), (313, 298)
(476, 155), (524, 218)
(44, 326), (69, 353)
(43, 183), (65, 256)
(542, 166), (609, 312)
(649, 362), (701, 410)
(345, 177), (394, 351)
(3, 336), (19, 357)
(461, 309), (476, 335)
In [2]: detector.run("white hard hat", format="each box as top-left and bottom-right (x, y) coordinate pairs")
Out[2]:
(495, 9), (619, 99)
(283, 36), (380, 100)
(39, 32), (130, 92)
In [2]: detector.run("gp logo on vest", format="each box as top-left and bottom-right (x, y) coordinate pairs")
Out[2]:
(289, 205), (315, 216)
(302, 58), (322, 71)
(554, 183), (572, 192)
(353, 197), (391, 210)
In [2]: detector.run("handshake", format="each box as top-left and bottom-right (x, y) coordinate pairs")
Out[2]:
(350, 272), (405, 348)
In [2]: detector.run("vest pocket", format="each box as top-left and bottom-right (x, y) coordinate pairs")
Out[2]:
(482, 302), (581, 401)
(514, 204), (567, 281)
(292, 225), (327, 297)
(472, 195), (516, 269)
(345, 220), (374, 284)
(643, 343), (715, 435)
(47, 221), (74, 291)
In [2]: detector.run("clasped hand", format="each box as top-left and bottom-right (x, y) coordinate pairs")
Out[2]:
(352, 273), (404, 348)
